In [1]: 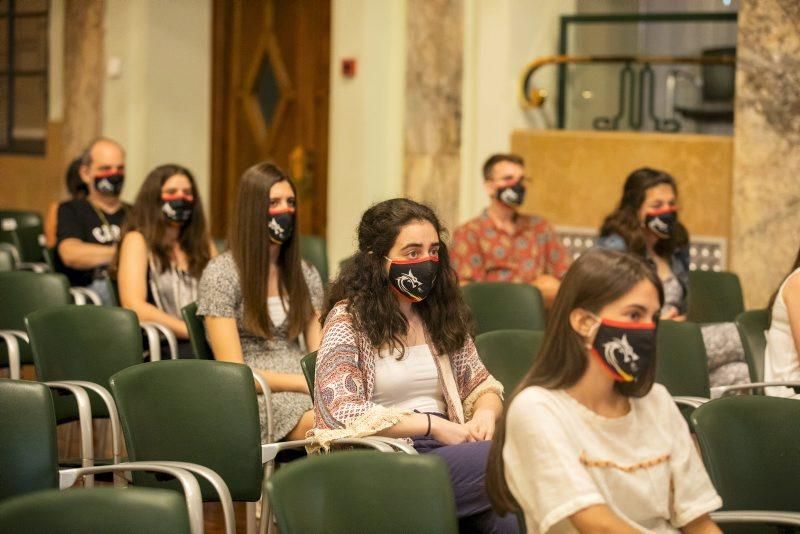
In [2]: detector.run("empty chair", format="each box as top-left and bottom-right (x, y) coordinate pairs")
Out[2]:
(656, 320), (711, 400)
(0, 243), (17, 271)
(0, 487), (192, 534)
(691, 396), (800, 530)
(300, 235), (329, 285)
(181, 302), (214, 359)
(267, 451), (458, 534)
(0, 379), (229, 534)
(474, 329), (544, 394)
(735, 308), (769, 383)
(0, 271), (72, 379)
(462, 282), (545, 335)
(687, 270), (744, 324)
(0, 209), (48, 268)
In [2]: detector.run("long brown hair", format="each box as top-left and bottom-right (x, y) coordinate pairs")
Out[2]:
(323, 198), (473, 356)
(486, 249), (663, 515)
(600, 167), (689, 258)
(118, 164), (211, 279)
(229, 162), (313, 340)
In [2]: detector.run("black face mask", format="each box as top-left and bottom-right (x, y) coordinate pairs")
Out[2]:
(268, 209), (295, 244)
(644, 208), (677, 239)
(496, 182), (526, 207)
(94, 171), (125, 197)
(589, 317), (657, 383)
(385, 257), (439, 302)
(161, 195), (194, 224)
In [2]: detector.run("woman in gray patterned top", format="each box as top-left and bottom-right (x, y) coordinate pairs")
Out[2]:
(197, 163), (323, 441)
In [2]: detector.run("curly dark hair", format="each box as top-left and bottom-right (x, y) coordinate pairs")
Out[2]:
(599, 167), (689, 258)
(323, 198), (473, 357)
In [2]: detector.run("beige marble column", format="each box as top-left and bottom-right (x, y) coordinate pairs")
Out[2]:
(62, 0), (104, 160)
(731, 0), (800, 307)
(404, 0), (463, 230)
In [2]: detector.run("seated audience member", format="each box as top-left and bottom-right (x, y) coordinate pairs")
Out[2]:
(764, 243), (800, 397)
(597, 167), (748, 389)
(44, 157), (87, 248)
(487, 249), (722, 533)
(197, 162), (323, 441)
(311, 198), (517, 533)
(116, 164), (217, 358)
(56, 138), (129, 304)
(451, 153), (569, 306)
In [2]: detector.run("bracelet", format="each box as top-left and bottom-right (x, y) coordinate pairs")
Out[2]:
(424, 413), (432, 437)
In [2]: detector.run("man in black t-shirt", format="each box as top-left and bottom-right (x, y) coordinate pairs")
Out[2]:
(56, 138), (129, 304)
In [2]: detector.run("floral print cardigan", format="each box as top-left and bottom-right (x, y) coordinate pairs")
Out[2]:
(309, 301), (504, 448)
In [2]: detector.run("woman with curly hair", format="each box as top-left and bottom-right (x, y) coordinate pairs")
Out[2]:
(597, 167), (748, 388)
(311, 198), (517, 533)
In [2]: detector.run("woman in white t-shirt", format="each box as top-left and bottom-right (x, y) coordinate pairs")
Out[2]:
(487, 249), (722, 534)
(764, 247), (800, 397)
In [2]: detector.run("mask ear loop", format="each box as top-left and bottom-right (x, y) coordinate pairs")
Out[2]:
(584, 311), (602, 350)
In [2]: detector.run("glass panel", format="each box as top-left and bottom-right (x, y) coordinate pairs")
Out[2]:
(0, 18), (7, 71)
(256, 54), (281, 127)
(14, 15), (47, 71)
(15, 0), (48, 14)
(12, 74), (46, 140)
(0, 75), (8, 146)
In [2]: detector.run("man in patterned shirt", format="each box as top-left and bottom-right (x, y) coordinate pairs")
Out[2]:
(451, 153), (570, 306)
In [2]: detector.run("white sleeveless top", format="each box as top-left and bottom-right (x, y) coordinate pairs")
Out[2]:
(372, 344), (446, 414)
(764, 268), (800, 397)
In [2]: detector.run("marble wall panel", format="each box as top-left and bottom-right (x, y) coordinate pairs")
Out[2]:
(404, 0), (463, 230)
(731, 0), (800, 307)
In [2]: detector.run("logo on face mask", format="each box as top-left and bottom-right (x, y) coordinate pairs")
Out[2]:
(268, 209), (295, 245)
(386, 257), (439, 302)
(602, 334), (640, 381)
(497, 182), (526, 207)
(589, 317), (656, 383)
(644, 208), (677, 239)
(161, 195), (194, 224)
(94, 172), (125, 197)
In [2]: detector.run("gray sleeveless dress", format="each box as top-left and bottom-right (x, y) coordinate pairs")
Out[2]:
(196, 252), (324, 440)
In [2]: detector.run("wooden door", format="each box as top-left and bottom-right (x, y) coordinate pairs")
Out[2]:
(211, 0), (330, 238)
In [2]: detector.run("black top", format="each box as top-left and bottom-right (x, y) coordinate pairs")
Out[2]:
(55, 198), (129, 287)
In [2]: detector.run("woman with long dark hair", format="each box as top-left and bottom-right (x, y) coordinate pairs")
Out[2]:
(598, 167), (748, 389)
(117, 164), (216, 357)
(764, 244), (800, 397)
(487, 249), (721, 533)
(311, 198), (515, 533)
(197, 162), (323, 441)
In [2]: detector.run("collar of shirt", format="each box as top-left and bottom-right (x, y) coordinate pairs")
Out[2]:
(479, 209), (530, 237)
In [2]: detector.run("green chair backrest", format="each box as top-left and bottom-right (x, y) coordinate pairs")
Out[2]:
(0, 210), (45, 264)
(300, 351), (317, 400)
(687, 270), (745, 324)
(110, 360), (264, 501)
(300, 234), (329, 285)
(0, 380), (59, 500)
(691, 396), (800, 513)
(462, 282), (545, 335)
(26, 305), (144, 420)
(0, 487), (191, 534)
(267, 451), (458, 534)
(0, 271), (71, 369)
(735, 308), (769, 383)
(181, 302), (213, 360)
(474, 329), (544, 395)
(655, 320), (710, 398)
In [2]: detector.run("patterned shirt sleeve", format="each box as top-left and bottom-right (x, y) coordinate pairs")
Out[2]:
(451, 336), (504, 420)
(541, 221), (571, 279)
(451, 223), (482, 283)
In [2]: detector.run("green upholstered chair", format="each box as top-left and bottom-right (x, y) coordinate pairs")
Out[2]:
(181, 302), (214, 360)
(300, 351), (317, 400)
(0, 243), (16, 271)
(691, 396), (800, 531)
(687, 270), (745, 324)
(462, 282), (545, 335)
(267, 451), (458, 534)
(0, 210), (48, 268)
(300, 234), (329, 285)
(0, 271), (71, 379)
(474, 329), (544, 395)
(734, 308), (769, 384)
(0, 487), (192, 534)
(656, 320), (711, 399)
(0, 379), (227, 534)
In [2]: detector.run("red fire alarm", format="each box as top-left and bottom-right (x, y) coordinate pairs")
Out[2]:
(342, 58), (357, 78)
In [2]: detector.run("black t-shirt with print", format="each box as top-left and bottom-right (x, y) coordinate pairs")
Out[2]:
(55, 198), (129, 287)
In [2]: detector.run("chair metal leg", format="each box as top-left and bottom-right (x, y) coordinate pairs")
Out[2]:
(45, 382), (95, 487)
(246, 502), (257, 534)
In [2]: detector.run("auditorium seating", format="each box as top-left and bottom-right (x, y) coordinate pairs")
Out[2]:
(687, 270), (745, 324)
(300, 351), (317, 400)
(462, 282), (546, 335)
(475, 329), (544, 395)
(181, 302), (215, 360)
